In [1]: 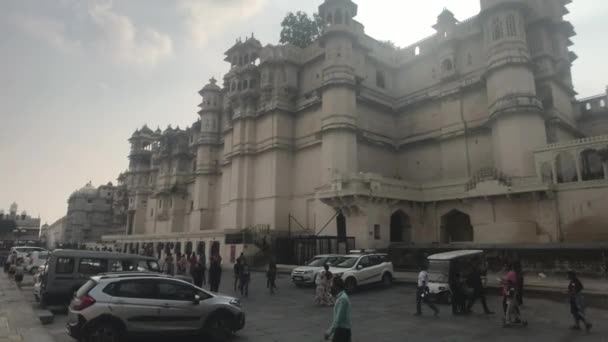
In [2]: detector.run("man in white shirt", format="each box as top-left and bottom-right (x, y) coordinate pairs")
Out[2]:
(415, 264), (439, 316)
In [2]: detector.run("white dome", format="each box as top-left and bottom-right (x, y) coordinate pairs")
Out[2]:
(71, 182), (97, 198)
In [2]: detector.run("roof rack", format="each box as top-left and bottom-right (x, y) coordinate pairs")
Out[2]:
(97, 272), (171, 280)
(348, 249), (378, 254)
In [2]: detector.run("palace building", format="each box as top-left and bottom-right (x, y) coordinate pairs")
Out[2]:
(103, 0), (608, 261)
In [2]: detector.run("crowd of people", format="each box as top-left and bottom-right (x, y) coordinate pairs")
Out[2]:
(415, 260), (593, 333)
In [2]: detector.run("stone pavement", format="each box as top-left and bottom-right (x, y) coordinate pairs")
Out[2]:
(36, 271), (608, 342)
(0, 274), (54, 342)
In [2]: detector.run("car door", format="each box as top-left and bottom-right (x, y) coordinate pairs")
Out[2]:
(355, 256), (375, 285)
(76, 258), (108, 290)
(156, 279), (205, 332)
(106, 279), (165, 333)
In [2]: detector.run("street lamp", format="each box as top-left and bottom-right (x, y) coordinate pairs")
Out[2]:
(13, 229), (27, 243)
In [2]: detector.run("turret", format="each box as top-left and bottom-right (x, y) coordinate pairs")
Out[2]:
(480, 0), (546, 178)
(318, 0), (359, 182)
(198, 77), (222, 144)
(434, 8), (459, 81)
(224, 36), (262, 118)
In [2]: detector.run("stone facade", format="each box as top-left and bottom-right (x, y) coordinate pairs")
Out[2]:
(0, 202), (41, 242)
(103, 0), (608, 260)
(63, 181), (127, 246)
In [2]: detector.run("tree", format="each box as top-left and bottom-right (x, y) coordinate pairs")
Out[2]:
(379, 40), (400, 51)
(280, 11), (324, 49)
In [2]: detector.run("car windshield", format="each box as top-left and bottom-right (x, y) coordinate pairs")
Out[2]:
(307, 257), (328, 267)
(428, 260), (450, 282)
(334, 257), (358, 268)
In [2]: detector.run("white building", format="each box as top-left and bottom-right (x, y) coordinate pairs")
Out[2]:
(103, 0), (608, 262)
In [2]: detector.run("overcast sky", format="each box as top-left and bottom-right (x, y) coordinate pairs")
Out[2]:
(1, 0), (606, 225)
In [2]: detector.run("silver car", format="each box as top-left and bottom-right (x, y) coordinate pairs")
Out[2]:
(67, 273), (245, 342)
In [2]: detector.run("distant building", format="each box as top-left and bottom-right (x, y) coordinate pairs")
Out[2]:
(0, 202), (41, 242)
(62, 181), (127, 245)
(45, 216), (66, 249)
(103, 0), (608, 262)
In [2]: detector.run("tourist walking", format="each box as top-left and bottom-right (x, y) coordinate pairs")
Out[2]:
(164, 253), (175, 275)
(315, 264), (334, 306)
(233, 259), (242, 292)
(191, 260), (204, 288)
(466, 265), (494, 314)
(567, 271), (592, 332)
(177, 253), (188, 275)
(450, 270), (465, 315)
(415, 264), (439, 316)
(239, 259), (251, 297)
(208, 253), (222, 292)
(324, 277), (352, 342)
(267, 262), (277, 295)
(514, 260), (524, 306)
(501, 263), (522, 324)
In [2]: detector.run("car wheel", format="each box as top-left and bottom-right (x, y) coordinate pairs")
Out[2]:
(206, 312), (233, 342)
(345, 277), (357, 293)
(85, 322), (122, 342)
(382, 273), (392, 287)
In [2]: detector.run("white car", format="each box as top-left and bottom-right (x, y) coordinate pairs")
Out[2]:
(10, 246), (47, 259)
(24, 250), (49, 274)
(291, 254), (343, 286)
(328, 253), (393, 292)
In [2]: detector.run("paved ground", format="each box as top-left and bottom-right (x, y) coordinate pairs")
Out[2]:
(15, 272), (608, 342)
(0, 274), (53, 342)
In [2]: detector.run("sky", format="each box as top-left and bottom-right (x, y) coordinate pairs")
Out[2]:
(1, 0), (607, 225)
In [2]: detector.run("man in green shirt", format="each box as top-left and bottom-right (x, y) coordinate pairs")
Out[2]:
(324, 277), (352, 342)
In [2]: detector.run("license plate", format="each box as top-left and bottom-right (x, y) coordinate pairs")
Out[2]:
(293, 276), (303, 281)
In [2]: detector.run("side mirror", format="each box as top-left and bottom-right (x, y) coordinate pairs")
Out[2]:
(193, 294), (201, 305)
(356, 264), (363, 270)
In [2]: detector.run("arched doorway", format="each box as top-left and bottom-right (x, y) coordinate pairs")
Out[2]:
(441, 210), (474, 243)
(390, 210), (411, 243)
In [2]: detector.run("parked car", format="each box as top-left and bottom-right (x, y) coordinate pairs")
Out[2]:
(67, 273), (245, 341)
(39, 249), (162, 307)
(24, 250), (49, 274)
(10, 246), (47, 259)
(328, 252), (393, 292)
(291, 254), (343, 287)
(426, 250), (485, 304)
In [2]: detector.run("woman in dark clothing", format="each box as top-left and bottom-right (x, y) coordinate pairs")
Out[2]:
(191, 260), (204, 288)
(568, 271), (592, 332)
(450, 271), (465, 315)
(513, 260), (524, 306)
(267, 262), (277, 295)
(208, 254), (222, 292)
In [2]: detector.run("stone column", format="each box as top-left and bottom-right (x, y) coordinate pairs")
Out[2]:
(551, 159), (558, 184)
(575, 151), (583, 182)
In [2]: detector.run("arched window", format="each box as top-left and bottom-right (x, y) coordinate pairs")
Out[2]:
(585, 102), (591, 111)
(492, 17), (504, 41)
(506, 14), (517, 36)
(600, 99), (606, 108)
(232, 56), (237, 66)
(414, 46), (420, 56)
(581, 149), (605, 181)
(335, 10), (343, 24)
(326, 13), (333, 25)
(442, 58), (453, 72)
(243, 79), (249, 89)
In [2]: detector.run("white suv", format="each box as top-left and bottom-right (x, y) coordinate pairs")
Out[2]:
(328, 253), (393, 292)
(67, 273), (245, 341)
